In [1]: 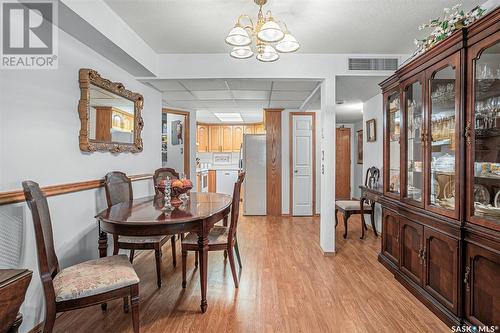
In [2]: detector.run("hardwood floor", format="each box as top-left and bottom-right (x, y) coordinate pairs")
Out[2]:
(54, 214), (449, 333)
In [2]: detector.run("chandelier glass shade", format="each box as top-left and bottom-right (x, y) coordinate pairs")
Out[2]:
(230, 46), (254, 59)
(226, 0), (299, 62)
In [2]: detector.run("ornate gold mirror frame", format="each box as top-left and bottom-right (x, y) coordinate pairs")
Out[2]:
(78, 68), (144, 153)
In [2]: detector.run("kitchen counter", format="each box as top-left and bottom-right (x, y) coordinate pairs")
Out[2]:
(197, 165), (240, 171)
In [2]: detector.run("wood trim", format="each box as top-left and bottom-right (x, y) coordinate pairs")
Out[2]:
(265, 109), (283, 216)
(289, 112), (316, 216)
(162, 108), (191, 178)
(0, 174), (153, 206)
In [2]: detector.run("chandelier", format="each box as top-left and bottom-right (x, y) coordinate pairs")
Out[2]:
(225, 0), (300, 62)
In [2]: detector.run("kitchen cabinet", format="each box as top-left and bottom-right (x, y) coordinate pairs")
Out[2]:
(197, 125), (209, 152)
(232, 125), (244, 151)
(221, 125), (233, 152)
(208, 125), (222, 152)
(243, 125), (255, 134)
(378, 8), (500, 326)
(208, 170), (216, 192)
(254, 123), (265, 134)
(197, 123), (265, 152)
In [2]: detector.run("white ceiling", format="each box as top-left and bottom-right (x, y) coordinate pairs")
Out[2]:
(143, 78), (321, 123)
(335, 76), (387, 123)
(104, 0), (483, 54)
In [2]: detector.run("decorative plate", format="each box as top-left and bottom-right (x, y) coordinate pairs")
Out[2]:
(495, 190), (500, 208)
(443, 180), (455, 199)
(473, 184), (490, 205)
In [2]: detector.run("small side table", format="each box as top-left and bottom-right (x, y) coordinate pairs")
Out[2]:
(0, 269), (32, 333)
(359, 185), (384, 238)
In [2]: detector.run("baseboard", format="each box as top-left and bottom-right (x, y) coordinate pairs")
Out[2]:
(321, 248), (336, 256)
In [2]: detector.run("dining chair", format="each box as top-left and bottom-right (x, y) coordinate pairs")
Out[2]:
(335, 166), (380, 239)
(181, 171), (245, 288)
(104, 171), (176, 288)
(22, 181), (140, 333)
(153, 167), (179, 194)
(153, 167), (184, 241)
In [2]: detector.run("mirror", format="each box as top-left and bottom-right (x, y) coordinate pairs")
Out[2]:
(78, 68), (144, 153)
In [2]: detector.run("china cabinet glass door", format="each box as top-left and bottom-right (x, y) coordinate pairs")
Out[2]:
(426, 54), (460, 219)
(385, 91), (401, 197)
(468, 35), (500, 230)
(404, 78), (424, 206)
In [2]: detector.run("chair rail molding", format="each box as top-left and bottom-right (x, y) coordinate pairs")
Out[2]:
(0, 174), (153, 206)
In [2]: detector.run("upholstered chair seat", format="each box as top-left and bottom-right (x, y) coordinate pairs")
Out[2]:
(53, 255), (139, 302)
(335, 200), (371, 211)
(182, 226), (229, 246)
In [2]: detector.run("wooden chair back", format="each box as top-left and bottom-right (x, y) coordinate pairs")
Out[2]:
(153, 168), (179, 194)
(22, 181), (59, 301)
(364, 166), (380, 189)
(228, 171), (245, 243)
(104, 171), (133, 207)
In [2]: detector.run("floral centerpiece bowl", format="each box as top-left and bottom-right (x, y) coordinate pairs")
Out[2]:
(170, 179), (193, 207)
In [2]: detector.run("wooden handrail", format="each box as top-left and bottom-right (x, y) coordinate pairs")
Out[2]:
(0, 174), (153, 206)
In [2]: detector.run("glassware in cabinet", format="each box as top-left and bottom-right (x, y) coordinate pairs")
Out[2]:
(386, 91), (401, 196)
(427, 58), (460, 218)
(404, 80), (424, 205)
(468, 38), (500, 227)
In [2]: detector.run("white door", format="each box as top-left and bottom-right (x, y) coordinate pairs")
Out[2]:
(292, 115), (313, 216)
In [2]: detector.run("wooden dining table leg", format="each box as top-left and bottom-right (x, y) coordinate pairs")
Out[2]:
(360, 198), (367, 240)
(370, 201), (378, 237)
(198, 227), (209, 313)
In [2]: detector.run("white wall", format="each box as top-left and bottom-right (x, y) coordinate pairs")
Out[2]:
(282, 109), (321, 216)
(0, 28), (162, 333)
(362, 94), (384, 232)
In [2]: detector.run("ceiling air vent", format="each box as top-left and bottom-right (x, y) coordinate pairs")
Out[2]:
(348, 58), (398, 71)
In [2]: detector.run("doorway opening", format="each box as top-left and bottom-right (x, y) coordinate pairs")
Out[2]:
(162, 108), (190, 178)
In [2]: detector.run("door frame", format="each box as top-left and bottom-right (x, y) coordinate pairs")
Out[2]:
(162, 108), (191, 178)
(289, 112), (316, 216)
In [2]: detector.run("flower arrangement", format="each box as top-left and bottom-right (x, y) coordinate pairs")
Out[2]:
(412, 4), (486, 57)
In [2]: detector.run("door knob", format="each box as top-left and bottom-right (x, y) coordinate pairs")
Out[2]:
(294, 170), (298, 173)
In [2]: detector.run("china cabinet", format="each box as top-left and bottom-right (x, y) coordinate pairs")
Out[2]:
(379, 8), (500, 327)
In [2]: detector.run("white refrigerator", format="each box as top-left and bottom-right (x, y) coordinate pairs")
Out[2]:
(242, 134), (266, 215)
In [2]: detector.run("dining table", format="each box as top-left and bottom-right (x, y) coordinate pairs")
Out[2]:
(95, 192), (232, 313)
